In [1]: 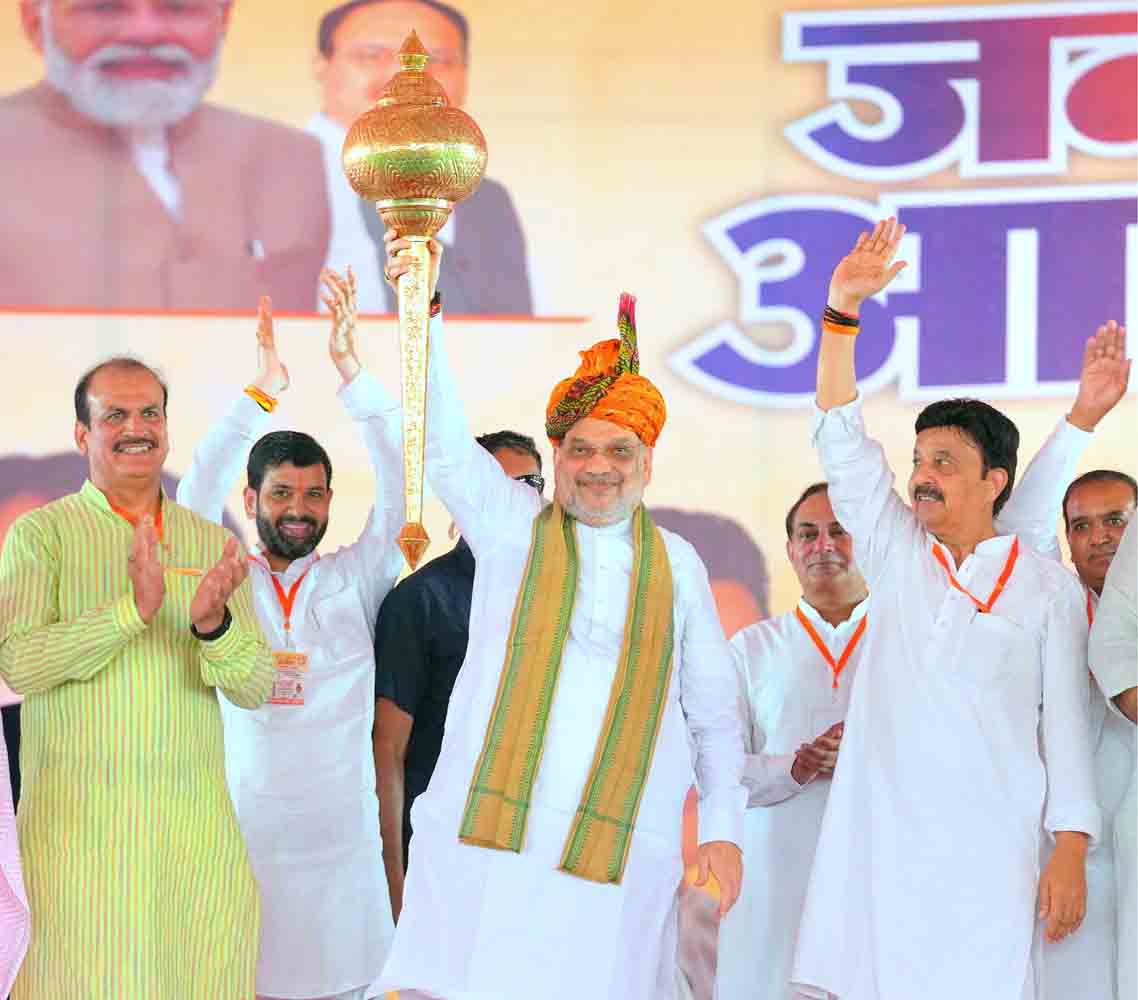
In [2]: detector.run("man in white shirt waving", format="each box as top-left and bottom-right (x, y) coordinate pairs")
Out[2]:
(792, 219), (1100, 1000)
(178, 270), (403, 1000)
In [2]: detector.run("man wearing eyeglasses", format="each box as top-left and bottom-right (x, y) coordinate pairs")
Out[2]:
(372, 431), (544, 923)
(0, 0), (330, 312)
(307, 0), (538, 315)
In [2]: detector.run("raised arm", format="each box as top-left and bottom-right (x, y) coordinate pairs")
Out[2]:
(999, 321), (1130, 558)
(383, 231), (541, 554)
(176, 295), (284, 522)
(812, 219), (915, 585)
(0, 514), (159, 694)
(319, 268), (404, 621)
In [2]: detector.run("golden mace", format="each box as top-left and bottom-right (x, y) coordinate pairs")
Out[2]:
(341, 31), (487, 569)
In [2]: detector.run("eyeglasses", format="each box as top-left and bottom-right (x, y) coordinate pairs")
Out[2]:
(514, 473), (545, 493)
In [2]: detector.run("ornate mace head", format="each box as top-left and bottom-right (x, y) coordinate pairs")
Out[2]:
(341, 31), (488, 237)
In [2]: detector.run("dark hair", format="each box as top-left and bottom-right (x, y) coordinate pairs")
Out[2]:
(651, 507), (771, 620)
(785, 482), (830, 538)
(914, 398), (1019, 515)
(247, 432), (333, 492)
(317, 0), (470, 62)
(476, 429), (542, 470)
(1062, 469), (1138, 529)
(74, 357), (168, 427)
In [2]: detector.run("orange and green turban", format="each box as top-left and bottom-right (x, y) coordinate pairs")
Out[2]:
(545, 293), (667, 447)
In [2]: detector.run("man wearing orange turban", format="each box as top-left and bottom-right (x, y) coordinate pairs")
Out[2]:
(373, 233), (745, 1000)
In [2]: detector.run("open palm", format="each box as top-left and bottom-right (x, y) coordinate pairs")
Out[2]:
(829, 217), (908, 313)
(1071, 320), (1130, 429)
(255, 295), (290, 395)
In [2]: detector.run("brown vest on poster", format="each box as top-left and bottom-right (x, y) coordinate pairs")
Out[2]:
(363, 176), (534, 316)
(0, 83), (331, 313)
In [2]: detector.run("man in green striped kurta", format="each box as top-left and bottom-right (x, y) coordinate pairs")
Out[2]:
(0, 357), (274, 998)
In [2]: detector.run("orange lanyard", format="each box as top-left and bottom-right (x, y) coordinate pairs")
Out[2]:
(932, 536), (1019, 614)
(1086, 589), (1095, 627)
(268, 570), (311, 634)
(795, 608), (868, 689)
(110, 502), (164, 541)
(248, 554), (316, 635)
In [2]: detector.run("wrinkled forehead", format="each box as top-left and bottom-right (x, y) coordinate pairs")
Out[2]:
(791, 490), (838, 531)
(87, 367), (165, 412)
(560, 416), (643, 450)
(1066, 480), (1137, 521)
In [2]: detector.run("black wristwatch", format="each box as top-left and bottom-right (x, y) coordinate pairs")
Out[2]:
(191, 606), (232, 642)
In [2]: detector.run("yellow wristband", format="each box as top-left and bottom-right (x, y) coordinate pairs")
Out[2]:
(244, 385), (277, 413)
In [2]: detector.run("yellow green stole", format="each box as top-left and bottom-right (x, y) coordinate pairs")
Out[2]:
(458, 501), (675, 884)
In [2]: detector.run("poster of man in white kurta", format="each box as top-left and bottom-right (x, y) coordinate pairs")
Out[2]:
(374, 233), (745, 1000)
(791, 219), (1100, 1000)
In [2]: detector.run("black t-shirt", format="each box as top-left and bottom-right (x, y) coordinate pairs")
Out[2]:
(374, 537), (475, 863)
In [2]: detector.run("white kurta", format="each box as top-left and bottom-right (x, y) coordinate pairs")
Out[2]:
(177, 373), (403, 999)
(375, 318), (746, 1000)
(791, 395), (1100, 1000)
(1090, 518), (1138, 1000)
(1008, 416), (1135, 1000)
(716, 599), (867, 1000)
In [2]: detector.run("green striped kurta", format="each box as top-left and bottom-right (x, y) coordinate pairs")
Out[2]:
(0, 480), (274, 999)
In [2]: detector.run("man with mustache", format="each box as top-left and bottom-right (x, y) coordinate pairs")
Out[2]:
(374, 234), (744, 1000)
(308, 0), (536, 315)
(0, 355), (274, 998)
(0, 0), (329, 311)
(791, 219), (1100, 1000)
(1089, 517), (1137, 1000)
(714, 419), (1104, 999)
(1000, 323), (1134, 1000)
(176, 271), (404, 1000)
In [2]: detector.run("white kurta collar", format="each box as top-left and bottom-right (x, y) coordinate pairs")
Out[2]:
(253, 548), (320, 586)
(795, 595), (869, 638)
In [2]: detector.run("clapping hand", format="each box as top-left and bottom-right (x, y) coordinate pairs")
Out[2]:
(189, 538), (248, 635)
(127, 515), (165, 625)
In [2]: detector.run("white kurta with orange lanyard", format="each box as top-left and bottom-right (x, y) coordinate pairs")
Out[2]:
(177, 371), (403, 1000)
(1004, 414), (1135, 1000)
(792, 395), (1100, 1000)
(716, 597), (867, 1000)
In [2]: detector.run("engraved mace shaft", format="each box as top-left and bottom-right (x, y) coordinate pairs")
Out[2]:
(341, 31), (487, 570)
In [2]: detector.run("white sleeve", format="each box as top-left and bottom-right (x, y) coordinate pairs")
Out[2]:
(679, 548), (747, 848)
(1040, 573), (1103, 842)
(1090, 517), (1138, 700)
(425, 315), (542, 554)
(323, 371), (405, 631)
(996, 417), (1092, 561)
(176, 393), (272, 523)
(810, 394), (917, 588)
(730, 631), (807, 808)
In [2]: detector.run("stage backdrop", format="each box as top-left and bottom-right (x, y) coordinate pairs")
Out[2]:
(0, 0), (1132, 615)
(0, 1), (1134, 994)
